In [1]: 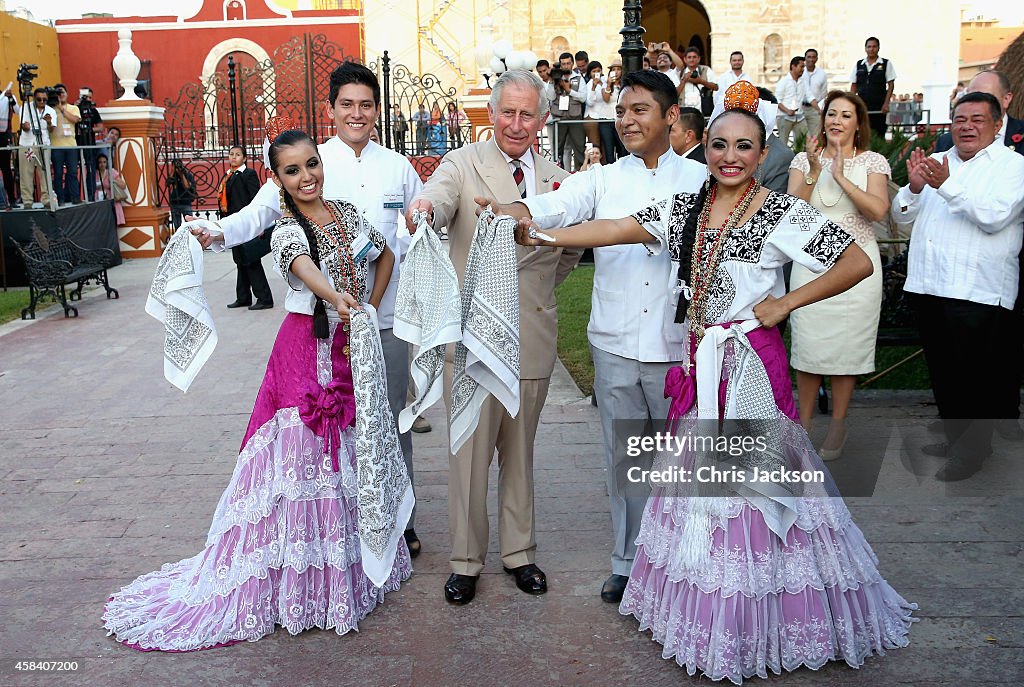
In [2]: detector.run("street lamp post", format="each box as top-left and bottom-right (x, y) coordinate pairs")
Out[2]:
(619, 0), (646, 74)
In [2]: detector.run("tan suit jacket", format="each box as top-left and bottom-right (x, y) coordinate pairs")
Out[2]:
(418, 139), (579, 379)
(416, 138), (580, 574)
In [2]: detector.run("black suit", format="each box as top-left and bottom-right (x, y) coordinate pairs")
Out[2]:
(222, 167), (273, 306)
(682, 143), (706, 164)
(934, 116), (1024, 423)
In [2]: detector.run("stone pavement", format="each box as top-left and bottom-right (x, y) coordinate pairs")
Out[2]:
(0, 253), (1022, 687)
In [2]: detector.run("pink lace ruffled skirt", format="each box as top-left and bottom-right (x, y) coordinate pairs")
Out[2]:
(620, 326), (917, 683)
(103, 314), (411, 651)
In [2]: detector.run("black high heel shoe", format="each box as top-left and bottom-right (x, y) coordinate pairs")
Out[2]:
(404, 529), (421, 558)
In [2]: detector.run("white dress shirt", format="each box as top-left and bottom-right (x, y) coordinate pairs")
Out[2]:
(494, 141), (537, 197)
(0, 91), (19, 133)
(774, 75), (806, 122)
(18, 103), (57, 146)
(661, 68), (682, 88)
(893, 142), (1024, 309)
(524, 148), (706, 362)
(215, 137), (423, 329)
(800, 67), (828, 107)
(585, 77), (617, 120)
(715, 70), (749, 104)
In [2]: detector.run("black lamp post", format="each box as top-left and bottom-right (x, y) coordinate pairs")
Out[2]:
(619, 0), (645, 74)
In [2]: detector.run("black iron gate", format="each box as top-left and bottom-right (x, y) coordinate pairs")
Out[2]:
(157, 35), (470, 212)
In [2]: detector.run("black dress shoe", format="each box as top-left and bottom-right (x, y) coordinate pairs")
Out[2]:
(600, 574), (629, 603)
(503, 563), (547, 595)
(935, 457), (984, 482)
(248, 301), (274, 310)
(226, 300), (252, 308)
(444, 574), (477, 604)
(404, 528), (421, 558)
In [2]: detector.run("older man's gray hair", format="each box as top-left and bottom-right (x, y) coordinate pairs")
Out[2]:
(489, 69), (550, 118)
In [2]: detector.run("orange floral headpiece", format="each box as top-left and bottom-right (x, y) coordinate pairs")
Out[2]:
(265, 116), (299, 143)
(723, 81), (760, 114)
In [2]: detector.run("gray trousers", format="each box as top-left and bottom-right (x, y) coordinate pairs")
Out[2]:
(591, 345), (676, 576)
(379, 328), (415, 527)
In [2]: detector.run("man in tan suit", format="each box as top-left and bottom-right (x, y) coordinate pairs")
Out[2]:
(408, 70), (580, 604)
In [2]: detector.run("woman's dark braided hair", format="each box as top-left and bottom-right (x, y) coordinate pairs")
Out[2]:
(673, 108), (767, 323)
(269, 129), (330, 339)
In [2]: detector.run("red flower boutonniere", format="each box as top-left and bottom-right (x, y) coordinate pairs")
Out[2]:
(552, 181), (560, 190)
(1012, 133), (1023, 144)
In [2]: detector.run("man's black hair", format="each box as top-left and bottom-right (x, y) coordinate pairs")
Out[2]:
(730, 51), (743, 59)
(789, 56), (805, 70)
(328, 61), (381, 106)
(865, 36), (880, 46)
(805, 48), (818, 57)
(621, 70), (678, 117)
(954, 91), (1002, 121)
(536, 59), (550, 69)
(575, 50), (589, 62)
(677, 106), (705, 139)
(558, 52), (573, 63)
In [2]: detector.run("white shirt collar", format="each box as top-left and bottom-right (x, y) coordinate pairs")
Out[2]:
(494, 139), (535, 170)
(625, 146), (678, 170)
(998, 114), (1008, 142)
(329, 136), (380, 160)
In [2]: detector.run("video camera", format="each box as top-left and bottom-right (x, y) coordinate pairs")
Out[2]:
(16, 63), (59, 106)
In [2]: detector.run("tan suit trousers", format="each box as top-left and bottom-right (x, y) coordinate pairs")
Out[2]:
(444, 361), (550, 576)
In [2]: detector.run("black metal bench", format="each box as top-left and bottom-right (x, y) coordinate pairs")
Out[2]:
(11, 228), (119, 319)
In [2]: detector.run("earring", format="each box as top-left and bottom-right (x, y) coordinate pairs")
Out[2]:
(279, 187), (286, 211)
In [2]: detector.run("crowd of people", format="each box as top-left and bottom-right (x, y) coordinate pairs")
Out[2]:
(93, 33), (1024, 683)
(528, 35), (910, 169)
(0, 83), (122, 215)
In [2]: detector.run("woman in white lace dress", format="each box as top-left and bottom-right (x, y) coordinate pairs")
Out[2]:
(516, 93), (916, 684)
(103, 130), (413, 651)
(787, 91), (892, 460)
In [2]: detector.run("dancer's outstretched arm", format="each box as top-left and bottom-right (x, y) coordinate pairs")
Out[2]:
(513, 216), (652, 249)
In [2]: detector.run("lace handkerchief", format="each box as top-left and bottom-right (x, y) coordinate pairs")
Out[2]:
(349, 306), (415, 587)
(394, 210), (462, 433)
(449, 209), (521, 453)
(145, 228), (217, 392)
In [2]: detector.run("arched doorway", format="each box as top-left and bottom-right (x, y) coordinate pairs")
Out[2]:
(640, 0), (711, 65)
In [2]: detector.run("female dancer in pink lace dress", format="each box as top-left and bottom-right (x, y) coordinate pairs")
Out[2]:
(103, 130), (412, 651)
(516, 92), (916, 683)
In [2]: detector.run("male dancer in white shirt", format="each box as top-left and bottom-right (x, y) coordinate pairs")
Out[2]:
(479, 70), (706, 603)
(188, 62), (425, 555)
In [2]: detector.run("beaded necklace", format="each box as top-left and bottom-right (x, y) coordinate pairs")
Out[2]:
(688, 178), (760, 344)
(293, 199), (360, 297)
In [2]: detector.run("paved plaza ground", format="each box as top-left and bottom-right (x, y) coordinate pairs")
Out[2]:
(1, 253), (1022, 686)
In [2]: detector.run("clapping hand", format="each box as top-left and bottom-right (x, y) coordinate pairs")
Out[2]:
(920, 154), (950, 189)
(907, 148), (931, 194)
(830, 141), (846, 182)
(805, 135), (822, 177)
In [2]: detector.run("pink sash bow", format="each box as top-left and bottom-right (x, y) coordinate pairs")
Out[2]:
(299, 378), (354, 472)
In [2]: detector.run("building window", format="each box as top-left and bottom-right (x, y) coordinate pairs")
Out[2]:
(763, 33), (783, 84)
(225, 0), (245, 21)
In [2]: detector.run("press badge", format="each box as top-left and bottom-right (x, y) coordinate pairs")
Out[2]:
(351, 232), (374, 261)
(383, 192), (404, 210)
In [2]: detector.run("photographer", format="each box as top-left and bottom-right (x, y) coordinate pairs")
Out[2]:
(167, 159), (197, 228)
(678, 47), (717, 116)
(550, 52), (587, 170)
(646, 42), (683, 86)
(75, 87), (103, 201)
(50, 84), (82, 206)
(0, 83), (18, 208)
(18, 87), (56, 208)
(584, 61), (621, 164)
